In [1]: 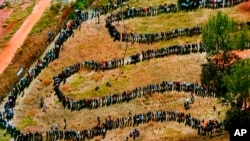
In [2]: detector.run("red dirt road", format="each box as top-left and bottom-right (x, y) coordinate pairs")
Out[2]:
(0, 0), (51, 74)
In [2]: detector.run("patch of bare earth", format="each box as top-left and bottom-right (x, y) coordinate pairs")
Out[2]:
(238, 1), (250, 13)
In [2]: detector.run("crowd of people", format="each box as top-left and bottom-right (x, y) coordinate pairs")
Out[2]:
(0, 8), (91, 140)
(106, 3), (177, 22)
(1, 0), (246, 140)
(0, 0), (134, 139)
(105, 0), (245, 24)
(54, 78), (215, 111)
(53, 42), (205, 85)
(16, 109), (225, 141)
(120, 26), (202, 44)
(105, 17), (202, 44)
(196, 0), (245, 9)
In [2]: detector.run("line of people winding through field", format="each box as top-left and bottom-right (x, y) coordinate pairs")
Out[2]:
(54, 79), (215, 111)
(0, 7), (92, 141)
(105, 20), (202, 43)
(52, 42), (206, 87)
(105, 0), (245, 23)
(0, 0), (247, 140)
(3, 109), (226, 141)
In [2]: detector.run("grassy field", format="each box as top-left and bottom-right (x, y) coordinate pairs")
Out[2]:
(127, 0), (178, 7)
(117, 6), (250, 33)
(8, 5), (234, 141)
(0, 0), (36, 47)
(0, 129), (11, 141)
(64, 53), (206, 100)
(1, 0), (250, 140)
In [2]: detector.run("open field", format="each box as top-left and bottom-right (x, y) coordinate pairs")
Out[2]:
(64, 53), (205, 99)
(1, 0), (250, 140)
(0, 0), (36, 48)
(117, 6), (250, 33)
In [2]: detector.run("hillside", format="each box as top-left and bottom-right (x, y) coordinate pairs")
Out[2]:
(1, 0), (250, 141)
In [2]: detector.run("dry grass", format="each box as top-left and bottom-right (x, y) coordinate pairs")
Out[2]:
(63, 53), (206, 99)
(41, 77), (52, 86)
(128, 0), (178, 7)
(23, 97), (35, 105)
(25, 109), (38, 117)
(118, 6), (250, 33)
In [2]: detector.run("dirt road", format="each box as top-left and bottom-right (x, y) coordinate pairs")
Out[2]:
(0, 0), (51, 74)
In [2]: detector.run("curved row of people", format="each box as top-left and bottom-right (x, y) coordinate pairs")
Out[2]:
(106, 20), (202, 43)
(180, 0), (245, 11)
(105, 0), (244, 23)
(106, 19), (250, 44)
(0, 108), (225, 141)
(52, 42), (206, 88)
(120, 26), (202, 44)
(94, 0), (130, 15)
(0, 4), (129, 140)
(106, 3), (177, 22)
(0, 9), (89, 125)
(54, 80), (215, 111)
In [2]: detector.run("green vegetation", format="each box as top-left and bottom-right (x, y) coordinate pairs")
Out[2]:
(71, 75), (87, 88)
(18, 116), (38, 130)
(0, 129), (11, 141)
(203, 11), (237, 54)
(3, 1), (36, 41)
(5, 1), (35, 24)
(68, 75), (129, 99)
(223, 59), (250, 109)
(31, 2), (63, 34)
(201, 11), (250, 138)
(201, 11), (249, 97)
(202, 11), (249, 69)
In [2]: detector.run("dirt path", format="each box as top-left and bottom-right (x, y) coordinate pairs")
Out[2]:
(0, 0), (52, 74)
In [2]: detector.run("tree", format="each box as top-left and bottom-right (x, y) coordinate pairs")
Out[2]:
(234, 25), (250, 51)
(203, 11), (237, 70)
(201, 11), (249, 96)
(222, 59), (250, 140)
(223, 59), (250, 110)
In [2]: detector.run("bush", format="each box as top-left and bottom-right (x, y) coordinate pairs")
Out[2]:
(50, 2), (62, 14)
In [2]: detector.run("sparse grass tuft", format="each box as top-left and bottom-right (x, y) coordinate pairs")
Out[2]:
(91, 72), (104, 82)
(23, 97), (35, 105)
(0, 129), (11, 141)
(61, 85), (72, 93)
(148, 121), (155, 127)
(18, 116), (38, 130)
(26, 109), (38, 117)
(71, 75), (86, 88)
(41, 78), (52, 86)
